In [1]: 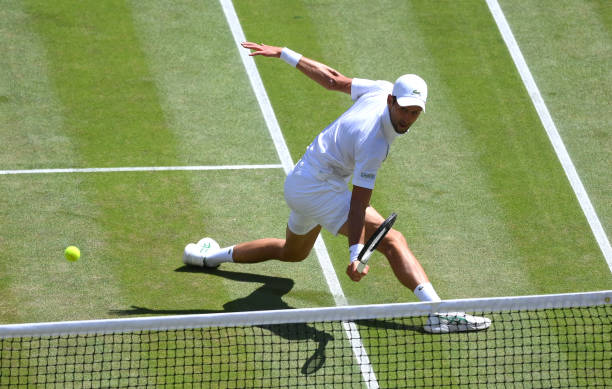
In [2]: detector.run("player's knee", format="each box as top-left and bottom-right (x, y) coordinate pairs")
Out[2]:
(280, 246), (311, 262)
(378, 229), (406, 257)
(283, 253), (309, 262)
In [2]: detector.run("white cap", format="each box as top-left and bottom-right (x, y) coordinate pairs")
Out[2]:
(392, 74), (427, 111)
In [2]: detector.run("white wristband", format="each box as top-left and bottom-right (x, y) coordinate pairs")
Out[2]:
(280, 47), (302, 67)
(349, 244), (365, 263)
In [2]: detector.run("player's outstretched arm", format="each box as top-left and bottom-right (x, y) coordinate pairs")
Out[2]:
(241, 42), (352, 94)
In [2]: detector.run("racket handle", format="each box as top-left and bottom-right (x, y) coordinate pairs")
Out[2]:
(356, 260), (367, 273)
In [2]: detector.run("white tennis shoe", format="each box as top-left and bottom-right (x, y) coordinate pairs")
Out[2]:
(182, 237), (221, 268)
(424, 312), (491, 334)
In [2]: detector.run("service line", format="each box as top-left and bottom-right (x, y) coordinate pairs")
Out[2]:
(0, 164), (283, 175)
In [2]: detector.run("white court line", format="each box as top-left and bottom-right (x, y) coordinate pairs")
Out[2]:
(218, 1), (378, 387)
(486, 0), (612, 273)
(0, 165), (282, 175)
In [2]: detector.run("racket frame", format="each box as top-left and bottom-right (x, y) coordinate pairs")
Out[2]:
(356, 213), (397, 273)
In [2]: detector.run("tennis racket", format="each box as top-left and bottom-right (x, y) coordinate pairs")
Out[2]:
(356, 213), (397, 273)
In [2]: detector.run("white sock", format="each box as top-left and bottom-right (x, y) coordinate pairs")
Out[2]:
(413, 282), (441, 302)
(205, 245), (235, 267)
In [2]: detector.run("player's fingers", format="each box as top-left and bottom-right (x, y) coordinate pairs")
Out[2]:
(354, 266), (368, 281)
(346, 264), (359, 281)
(247, 49), (265, 57)
(241, 42), (262, 53)
(346, 264), (367, 282)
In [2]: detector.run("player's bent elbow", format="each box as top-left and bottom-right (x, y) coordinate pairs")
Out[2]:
(327, 76), (352, 94)
(318, 75), (340, 92)
(318, 68), (351, 93)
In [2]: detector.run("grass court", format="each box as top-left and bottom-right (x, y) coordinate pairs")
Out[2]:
(0, 0), (610, 387)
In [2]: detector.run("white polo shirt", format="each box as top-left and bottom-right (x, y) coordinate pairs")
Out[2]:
(301, 78), (400, 190)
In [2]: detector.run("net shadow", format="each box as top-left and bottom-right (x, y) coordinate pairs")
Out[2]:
(357, 317), (429, 334)
(110, 267), (334, 375)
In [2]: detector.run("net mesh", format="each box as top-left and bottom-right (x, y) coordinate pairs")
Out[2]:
(1, 291), (610, 388)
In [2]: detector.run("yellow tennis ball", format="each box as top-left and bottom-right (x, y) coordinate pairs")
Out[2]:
(65, 246), (81, 262)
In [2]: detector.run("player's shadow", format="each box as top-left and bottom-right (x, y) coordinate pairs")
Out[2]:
(111, 267), (333, 375)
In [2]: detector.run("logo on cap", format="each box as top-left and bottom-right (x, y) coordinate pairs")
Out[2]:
(393, 74), (427, 110)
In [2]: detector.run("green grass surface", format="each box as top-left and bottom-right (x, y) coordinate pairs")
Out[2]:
(1, 0), (611, 386)
(499, 0), (612, 250)
(1, 0), (610, 322)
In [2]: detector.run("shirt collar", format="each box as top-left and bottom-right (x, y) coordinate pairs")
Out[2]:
(381, 105), (401, 144)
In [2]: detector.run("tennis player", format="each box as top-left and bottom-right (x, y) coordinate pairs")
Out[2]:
(184, 42), (490, 333)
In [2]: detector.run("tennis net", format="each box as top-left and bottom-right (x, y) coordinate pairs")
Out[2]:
(1, 290), (610, 388)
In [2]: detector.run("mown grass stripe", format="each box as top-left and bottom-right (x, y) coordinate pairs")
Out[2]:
(0, 1), (72, 169)
(23, 0), (178, 167)
(126, 0), (279, 167)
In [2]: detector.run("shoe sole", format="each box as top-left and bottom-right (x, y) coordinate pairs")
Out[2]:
(424, 318), (491, 334)
(202, 257), (220, 269)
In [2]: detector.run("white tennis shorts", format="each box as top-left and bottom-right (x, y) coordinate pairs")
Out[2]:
(284, 160), (351, 235)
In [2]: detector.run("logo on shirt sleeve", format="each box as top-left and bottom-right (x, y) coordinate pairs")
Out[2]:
(360, 172), (376, 180)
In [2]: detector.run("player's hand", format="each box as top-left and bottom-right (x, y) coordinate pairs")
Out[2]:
(346, 261), (368, 282)
(241, 42), (282, 58)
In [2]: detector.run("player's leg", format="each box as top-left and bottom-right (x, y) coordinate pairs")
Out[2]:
(183, 217), (321, 268)
(229, 205), (322, 264)
(232, 224), (321, 263)
(338, 206), (491, 333)
(338, 206), (430, 290)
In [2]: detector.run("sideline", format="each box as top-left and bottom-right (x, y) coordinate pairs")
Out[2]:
(218, 0), (379, 387)
(486, 0), (612, 272)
